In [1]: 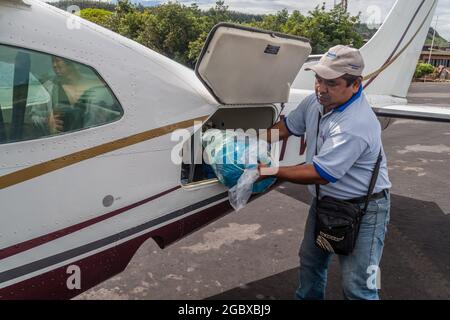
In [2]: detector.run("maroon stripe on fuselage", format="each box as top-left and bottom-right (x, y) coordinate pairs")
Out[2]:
(0, 186), (181, 260)
(0, 199), (232, 300)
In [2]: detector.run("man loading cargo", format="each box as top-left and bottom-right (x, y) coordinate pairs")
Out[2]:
(258, 45), (392, 300)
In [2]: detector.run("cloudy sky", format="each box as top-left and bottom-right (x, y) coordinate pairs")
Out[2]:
(147, 0), (450, 40)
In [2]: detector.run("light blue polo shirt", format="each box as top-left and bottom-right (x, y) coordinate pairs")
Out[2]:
(285, 86), (392, 200)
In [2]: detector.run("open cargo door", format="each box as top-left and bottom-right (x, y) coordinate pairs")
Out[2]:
(196, 23), (312, 105)
(183, 24), (313, 188)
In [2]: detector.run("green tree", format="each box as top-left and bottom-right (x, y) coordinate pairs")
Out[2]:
(295, 4), (363, 53)
(109, 0), (136, 34)
(186, 1), (233, 66)
(248, 9), (289, 32)
(136, 2), (204, 66)
(207, 1), (231, 25)
(188, 31), (209, 65)
(57, 0), (368, 68)
(282, 10), (306, 34)
(94, 1), (146, 41)
(80, 8), (113, 29)
(118, 11), (148, 40)
(248, 5), (363, 54)
(414, 62), (435, 78)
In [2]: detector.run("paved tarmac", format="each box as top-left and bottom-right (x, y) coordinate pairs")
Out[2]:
(77, 83), (450, 300)
(407, 81), (450, 106)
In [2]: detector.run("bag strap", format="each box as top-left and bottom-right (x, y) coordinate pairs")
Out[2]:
(363, 149), (383, 214)
(315, 112), (321, 207)
(314, 112), (383, 214)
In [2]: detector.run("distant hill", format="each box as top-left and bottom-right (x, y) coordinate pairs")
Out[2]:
(50, 0), (117, 11)
(425, 27), (449, 48)
(226, 11), (264, 23)
(128, 1), (159, 7)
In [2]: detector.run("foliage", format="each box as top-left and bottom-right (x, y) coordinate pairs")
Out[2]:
(51, 0), (368, 68)
(136, 2), (207, 66)
(249, 4), (364, 53)
(226, 11), (264, 24)
(354, 23), (378, 42)
(414, 62), (435, 78)
(80, 8), (113, 28)
(425, 27), (450, 48)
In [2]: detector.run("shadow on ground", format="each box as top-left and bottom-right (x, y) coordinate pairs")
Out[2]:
(208, 184), (450, 300)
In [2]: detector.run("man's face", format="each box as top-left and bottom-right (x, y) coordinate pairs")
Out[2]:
(314, 75), (361, 109)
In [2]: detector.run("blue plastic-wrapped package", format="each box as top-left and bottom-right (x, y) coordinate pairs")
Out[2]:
(202, 130), (276, 194)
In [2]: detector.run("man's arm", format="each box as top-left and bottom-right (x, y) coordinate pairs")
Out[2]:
(259, 163), (329, 185)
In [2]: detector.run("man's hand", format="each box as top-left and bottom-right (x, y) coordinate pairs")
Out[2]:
(256, 163), (278, 182)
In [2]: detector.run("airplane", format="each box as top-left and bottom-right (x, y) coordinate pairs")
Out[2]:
(0, 0), (449, 300)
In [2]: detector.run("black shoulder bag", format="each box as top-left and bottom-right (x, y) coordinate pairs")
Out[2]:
(314, 113), (383, 256)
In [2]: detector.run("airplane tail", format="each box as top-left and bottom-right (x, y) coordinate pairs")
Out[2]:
(361, 0), (438, 97)
(293, 0), (439, 98)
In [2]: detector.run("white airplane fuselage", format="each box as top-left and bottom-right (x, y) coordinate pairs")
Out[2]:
(0, 0), (446, 299)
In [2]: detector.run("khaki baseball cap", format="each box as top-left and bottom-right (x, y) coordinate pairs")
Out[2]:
(305, 45), (365, 80)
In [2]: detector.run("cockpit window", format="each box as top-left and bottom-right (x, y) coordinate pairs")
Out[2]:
(0, 44), (123, 144)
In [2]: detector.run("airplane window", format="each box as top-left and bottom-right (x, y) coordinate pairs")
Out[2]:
(0, 44), (123, 144)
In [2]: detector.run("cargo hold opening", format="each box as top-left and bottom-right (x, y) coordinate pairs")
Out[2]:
(181, 105), (277, 187)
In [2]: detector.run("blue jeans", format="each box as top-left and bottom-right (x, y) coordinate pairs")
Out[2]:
(295, 190), (391, 300)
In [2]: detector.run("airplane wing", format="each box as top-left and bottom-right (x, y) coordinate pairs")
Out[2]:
(373, 104), (450, 123)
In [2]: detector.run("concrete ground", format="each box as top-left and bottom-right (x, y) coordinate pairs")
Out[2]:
(76, 82), (450, 300)
(407, 81), (450, 106)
